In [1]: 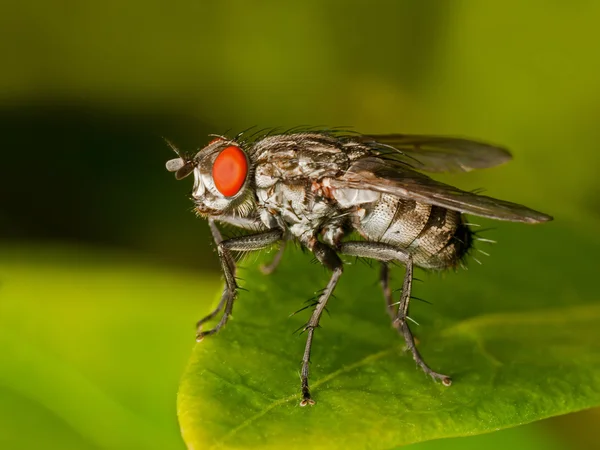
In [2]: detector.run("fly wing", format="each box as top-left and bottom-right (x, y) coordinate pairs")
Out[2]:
(358, 134), (512, 173)
(330, 157), (552, 223)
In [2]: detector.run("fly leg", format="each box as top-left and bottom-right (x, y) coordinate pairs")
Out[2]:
(339, 241), (452, 386)
(196, 219), (229, 330)
(196, 228), (283, 341)
(196, 287), (227, 330)
(196, 218), (239, 330)
(380, 263), (396, 319)
(197, 219), (276, 331)
(299, 241), (343, 406)
(208, 218), (224, 245)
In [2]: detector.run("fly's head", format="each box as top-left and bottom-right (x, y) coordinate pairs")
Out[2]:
(165, 137), (254, 217)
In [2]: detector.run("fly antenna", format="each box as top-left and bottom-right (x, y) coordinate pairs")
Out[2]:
(164, 137), (195, 180)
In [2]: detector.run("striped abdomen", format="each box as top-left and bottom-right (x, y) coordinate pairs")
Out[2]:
(355, 194), (473, 269)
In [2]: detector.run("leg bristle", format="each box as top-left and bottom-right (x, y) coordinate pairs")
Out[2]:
(406, 316), (420, 326)
(474, 237), (497, 244)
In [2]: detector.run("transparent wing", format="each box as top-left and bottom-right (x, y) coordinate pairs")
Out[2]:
(359, 134), (512, 173)
(330, 157), (552, 223)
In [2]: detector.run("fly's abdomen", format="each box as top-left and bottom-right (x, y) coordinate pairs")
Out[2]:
(430, 216), (473, 269)
(406, 206), (469, 269)
(357, 195), (472, 269)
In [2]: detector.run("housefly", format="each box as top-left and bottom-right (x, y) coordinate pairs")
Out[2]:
(166, 130), (552, 406)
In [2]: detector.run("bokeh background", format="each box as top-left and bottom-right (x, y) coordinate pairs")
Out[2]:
(1, 1), (600, 449)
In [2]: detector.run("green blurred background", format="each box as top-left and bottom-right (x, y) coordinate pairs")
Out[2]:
(1, 1), (600, 449)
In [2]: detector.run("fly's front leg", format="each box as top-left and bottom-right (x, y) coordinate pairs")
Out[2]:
(208, 218), (224, 244)
(300, 241), (343, 406)
(196, 219), (229, 330)
(196, 218), (243, 330)
(196, 228), (283, 341)
(339, 241), (452, 386)
(197, 218), (269, 331)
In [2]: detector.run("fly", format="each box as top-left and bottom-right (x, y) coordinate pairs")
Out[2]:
(166, 130), (552, 406)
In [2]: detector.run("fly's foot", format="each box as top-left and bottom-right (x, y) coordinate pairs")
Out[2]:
(300, 393), (316, 407)
(426, 370), (452, 386)
(300, 381), (316, 406)
(195, 332), (207, 342)
(195, 323), (207, 341)
(394, 318), (452, 387)
(195, 328), (217, 342)
(413, 356), (452, 387)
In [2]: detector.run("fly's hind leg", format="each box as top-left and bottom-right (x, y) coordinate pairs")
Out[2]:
(339, 241), (452, 386)
(395, 258), (451, 386)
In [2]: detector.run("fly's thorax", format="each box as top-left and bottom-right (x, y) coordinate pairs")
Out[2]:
(256, 183), (309, 217)
(249, 134), (374, 241)
(256, 178), (347, 243)
(252, 134), (368, 189)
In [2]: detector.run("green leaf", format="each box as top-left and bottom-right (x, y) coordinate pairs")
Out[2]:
(0, 245), (221, 450)
(178, 221), (600, 449)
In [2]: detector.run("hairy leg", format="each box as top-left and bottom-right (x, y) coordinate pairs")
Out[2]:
(339, 241), (451, 386)
(196, 227), (283, 340)
(299, 241), (343, 406)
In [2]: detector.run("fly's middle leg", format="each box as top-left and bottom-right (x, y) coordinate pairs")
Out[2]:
(339, 241), (452, 386)
(299, 241), (343, 406)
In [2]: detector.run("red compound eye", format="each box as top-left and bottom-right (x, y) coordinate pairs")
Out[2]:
(212, 146), (248, 197)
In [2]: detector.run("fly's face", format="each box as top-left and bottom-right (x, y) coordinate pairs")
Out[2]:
(166, 137), (252, 216)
